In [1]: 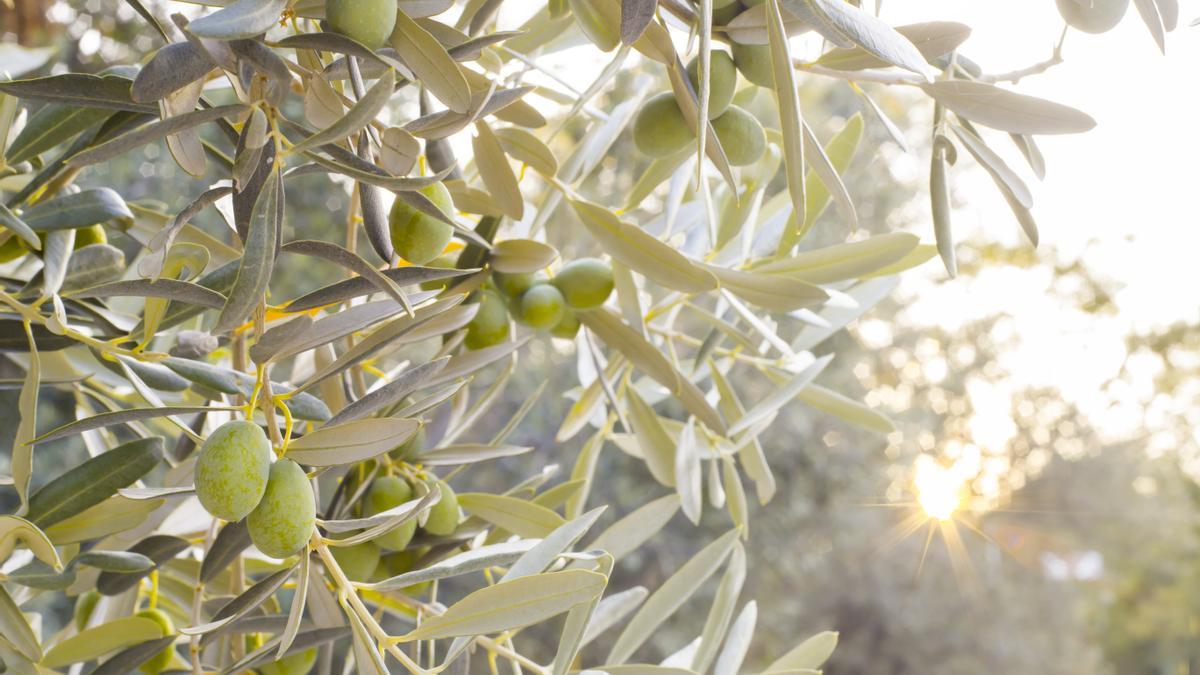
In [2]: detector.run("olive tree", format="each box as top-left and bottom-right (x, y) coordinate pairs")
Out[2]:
(0, 0), (1170, 673)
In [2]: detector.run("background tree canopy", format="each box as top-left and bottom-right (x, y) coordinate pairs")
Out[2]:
(0, 0), (1194, 673)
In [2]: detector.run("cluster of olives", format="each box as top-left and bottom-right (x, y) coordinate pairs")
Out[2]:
(633, 45), (769, 165)
(464, 257), (615, 349)
(194, 420), (316, 559)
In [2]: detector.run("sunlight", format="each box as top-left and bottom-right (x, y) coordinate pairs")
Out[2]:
(915, 461), (963, 521)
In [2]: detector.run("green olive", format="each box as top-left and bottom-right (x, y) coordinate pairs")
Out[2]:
(135, 608), (175, 674)
(713, 2), (743, 24)
(493, 270), (546, 298)
(422, 480), (459, 536)
(1056, 0), (1129, 33)
(258, 647), (318, 675)
(519, 284), (566, 330)
(247, 459), (316, 559)
(0, 235), (25, 263)
(195, 420), (272, 522)
(633, 93), (694, 158)
(73, 590), (99, 631)
(712, 106), (766, 166)
(464, 290), (510, 350)
(324, 0), (398, 49)
(552, 258), (614, 309)
(389, 426), (425, 461)
(383, 547), (431, 595)
(731, 42), (774, 87)
(364, 476), (417, 551)
(551, 309), (581, 341)
(686, 51), (738, 119)
(389, 182), (455, 266)
(74, 224), (107, 248)
(331, 541), (381, 582)
(419, 253), (458, 291)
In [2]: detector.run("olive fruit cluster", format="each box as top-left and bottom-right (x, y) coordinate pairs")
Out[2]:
(194, 421), (316, 559)
(330, 476), (460, 584)
(633, 51), (767, 166)
(466, 258), (614, 349)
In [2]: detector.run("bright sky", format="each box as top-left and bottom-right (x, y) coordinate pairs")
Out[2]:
(870, 2), (1200, 486)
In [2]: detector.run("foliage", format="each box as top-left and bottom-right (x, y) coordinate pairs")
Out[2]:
(0, 0), (1174, 673)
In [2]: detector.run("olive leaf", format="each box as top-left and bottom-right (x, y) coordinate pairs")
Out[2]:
(399, 569), (607, 641)
(214, 168), (280, 334)
(41, 616), (167, 668)
(68, 104), (245, 168)
(0, 73), (155, 112)
(26, 437), (162, 528)
(286, 418), (420, 466)
(188, 0), (289, 40)
(389, 9), (472, 114)
(5, 104), (113, 164)
(607, 528), (740, 664)
(922, 80), (1097, 135)
(20, 188), (133, 231)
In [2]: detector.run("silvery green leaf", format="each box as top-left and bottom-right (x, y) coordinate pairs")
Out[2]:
(26, 437), (162, 528)
(290, 69), (394, 155)
(922, 80), (1096, 135)
(20, 187), (133, 231)
(287, 418), (420, 466)
(131, 41), (215, 103)
(714, 601), (757, 675)
(607, 529), (740, 664)
(502, 507), (606, 582)
(590, 494), (681, 561)
(783, 0), (932, 77)
(692, 543), (746, 673)
(5, 104), (112, 165)
(213, 168), (279, 334)
(188, 0), (289, 40)
(68, 104), (245, 168)
(815, 21), (971, 70)
(363, 540), (536, 592)
(401, 569), (606, 641)
(761, 631), (838, 672)
(0, 73), (154, 112)
(389, 8), (471, 114)
(727, 354), (832, 437)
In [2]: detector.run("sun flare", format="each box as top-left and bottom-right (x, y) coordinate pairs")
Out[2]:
(915, 462), (963, 521)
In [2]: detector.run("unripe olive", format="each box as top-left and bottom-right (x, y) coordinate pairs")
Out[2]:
(389, 425), (425, 461)
(383, 547), (431, 595)
(686, 51), (738, 119)
(1056, 0), (1129, 33)
(731, 42), (774, 87)
(493, 270), (546, 298)
(713, 3), (742, 24)
(712, 106), (766, 166)
(73, 590), (99, 631)
(247, 459), (316, 559)
(75, 225), (107, 248)
(518, 284), (566, 330)
(419, 253), (458, 291)
(331, 541), (381, 582)
(633, 93), (694, 158)
(324, 0), (398, 49)
(135, 608), (175, 674)
(464, 290), (510, 350)
(551, 310), (581, 341)
(389, 182), (455, 265)
(552, 258), (614, 309)
(0, 236), (25, 263)
(258, 647), (318, 675)
(422, 480), (459, 536)
(364, 476), (417, 551)
(195, 420), (272, 522)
